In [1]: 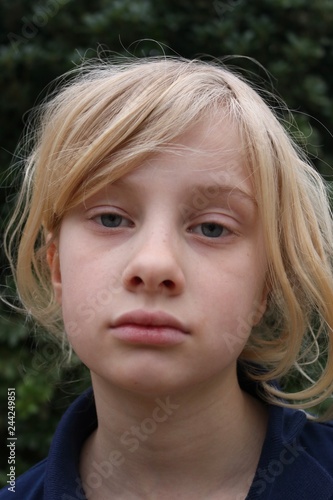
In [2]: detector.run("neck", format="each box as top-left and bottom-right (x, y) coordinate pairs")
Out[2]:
(80, 369), (268, 499)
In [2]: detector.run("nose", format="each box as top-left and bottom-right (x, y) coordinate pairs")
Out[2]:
(122, 230), (186, 296)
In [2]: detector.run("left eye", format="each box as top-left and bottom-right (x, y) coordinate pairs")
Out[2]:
(190, 222), (230, 238)
(97, 213), (129, 228)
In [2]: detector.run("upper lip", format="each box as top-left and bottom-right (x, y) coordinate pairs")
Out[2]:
(113, 310), (189, 333)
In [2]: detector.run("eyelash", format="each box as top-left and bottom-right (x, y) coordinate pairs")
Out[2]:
(188, 222), (232, 239)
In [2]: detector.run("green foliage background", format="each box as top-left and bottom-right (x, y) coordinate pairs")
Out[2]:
(1, 0), (333, 486)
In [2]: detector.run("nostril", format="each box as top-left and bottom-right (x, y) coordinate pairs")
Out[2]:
(132, 276), (143, 286)
(163, 279), (174, 289)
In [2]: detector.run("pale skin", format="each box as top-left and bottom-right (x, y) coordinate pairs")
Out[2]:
(48, 117), (269, 499)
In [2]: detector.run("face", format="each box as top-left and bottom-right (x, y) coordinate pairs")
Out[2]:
(48, 118), (268, 397)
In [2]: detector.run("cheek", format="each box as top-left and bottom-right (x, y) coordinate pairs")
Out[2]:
(60, 270), (93, 340)
(58, 247), (96, 326)
(59, 251), (124, 338)
(204, 261), (267, 343)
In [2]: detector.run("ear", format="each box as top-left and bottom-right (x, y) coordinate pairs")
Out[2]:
(46, 239), (62, 304)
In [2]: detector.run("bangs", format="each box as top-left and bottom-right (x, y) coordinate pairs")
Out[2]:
(37, 60), (240, 229)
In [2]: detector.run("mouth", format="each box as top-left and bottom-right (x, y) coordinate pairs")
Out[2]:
(111, 310), (190, 346)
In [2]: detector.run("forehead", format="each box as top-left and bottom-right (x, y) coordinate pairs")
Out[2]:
(115, 116), (253, 198)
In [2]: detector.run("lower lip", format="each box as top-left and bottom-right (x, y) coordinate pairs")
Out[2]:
(111, 325), (188, 346)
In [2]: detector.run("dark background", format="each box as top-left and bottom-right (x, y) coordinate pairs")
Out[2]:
(1, 0), (333, 484)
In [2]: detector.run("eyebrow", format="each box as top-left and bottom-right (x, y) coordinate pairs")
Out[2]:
(107, 177), (257, 209)
(188, 183), (257, 206)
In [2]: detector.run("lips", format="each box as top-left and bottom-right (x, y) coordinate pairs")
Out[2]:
(114, 310), (189, 332)
(111, 310), (189, 345)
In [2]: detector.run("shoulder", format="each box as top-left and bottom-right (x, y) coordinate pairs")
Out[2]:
(300, 416), (333, 474)
(281, 407), (333, 461)
(276, 406), (333, 477)
(0, 460), (46, 499)
(249, 404), (333, 499)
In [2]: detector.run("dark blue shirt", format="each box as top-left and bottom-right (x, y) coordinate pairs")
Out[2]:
(1, 388), (333, 499)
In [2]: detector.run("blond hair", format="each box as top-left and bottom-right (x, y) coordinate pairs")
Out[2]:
(5, 57), (333, 418)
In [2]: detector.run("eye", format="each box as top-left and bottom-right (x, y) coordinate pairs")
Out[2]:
(95, 213), (132, 228)
(189, 222), (231, 238)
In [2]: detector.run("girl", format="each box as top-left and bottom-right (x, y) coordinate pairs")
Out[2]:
(1, 57), (333, 499)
